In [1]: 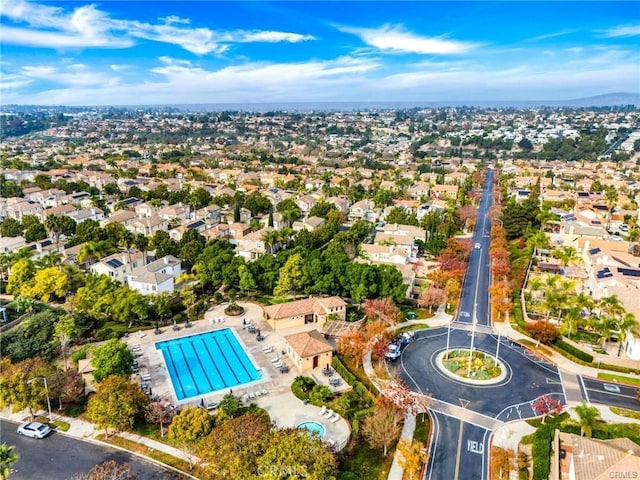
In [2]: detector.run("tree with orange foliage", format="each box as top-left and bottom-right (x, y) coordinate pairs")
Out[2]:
(489, 281), (513, 322)
(337, 330), (368, 369)
(363, 297), (402, 325)
(420, 285), (448, 313)
(362, 396), (404, 456)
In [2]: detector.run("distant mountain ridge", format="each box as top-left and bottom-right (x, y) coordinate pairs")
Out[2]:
(3, 92), (638, 112)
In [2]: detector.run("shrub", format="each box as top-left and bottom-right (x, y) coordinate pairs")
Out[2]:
(525, 321), (560, 345)
(531, 423), (553, 480)
(552, 338), (593, 363)
(71, 346), (89, 364)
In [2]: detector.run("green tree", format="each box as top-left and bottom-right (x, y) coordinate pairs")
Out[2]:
(0, 443), (18, 480)
(168, 406), (214, 469)
(261, 229), (281, 255)
(613, 313), (639, 357)
(70, 274), (118, 319)
(573, 402), (601, 438)
(0, 219), (22, 238)
(86, 375), (149, 436)
(20, 266), (69, 302)
(0, 358), (51, 420)
(238, 264), (257, 297)
(256, 428), (337, 480)
(552, 246), (580, 267)
(54, 314), (80, 371)
(6, 258), (34, 296)
(274, 253), (304, 297)
(110, 287), (150, 327)
(77, 240), (116, 266)
(198, 412), (271, 480)
(90, 339), (134, 382)
(217, 393), (242, 418)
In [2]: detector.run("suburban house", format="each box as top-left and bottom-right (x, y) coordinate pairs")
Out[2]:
(126, 255), (182, 295)
(89, 251), (146, 283)
(0, 236), (26, 253)
(264, 296), (347, 331)
(292, 216), (326, 232)
(551, 430), (640, 480)
(348, 199), (377, 222)
(359, 244), (409, 265)
(127, 215), (168, 236)
(236, 227), (277, 261)
(284, 330), (335, 372)
(431, 184), (459, 200)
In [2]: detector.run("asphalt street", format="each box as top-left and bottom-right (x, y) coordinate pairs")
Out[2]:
(397, 328), (565, 420)
(0, 420), (181, 480)
(580, 376), (640, 410)
(426, 411), (490, 480)
(456, 168), (494, 328)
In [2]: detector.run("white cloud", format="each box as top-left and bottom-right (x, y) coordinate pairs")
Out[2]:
(0, 0), (316, 54)
(237, 31), (316, 43)
(340, 24), (480, 55)
(602, 24), (640, 37)
(526, 30), (573, 42)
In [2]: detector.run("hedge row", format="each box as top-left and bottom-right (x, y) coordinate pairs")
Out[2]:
(531, 424), (554, 480)
(553, 338), (594, 363)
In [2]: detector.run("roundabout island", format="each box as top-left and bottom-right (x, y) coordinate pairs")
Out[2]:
(437, 348), (507, 385)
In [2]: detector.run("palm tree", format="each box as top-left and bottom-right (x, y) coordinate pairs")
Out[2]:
(573, 402), (601, 438)
(613, 313), (640, 357)
(562, 306), (584, 337)
(598, 295), (625, 323)
(134, 234), (149, 265)
(35, 251), (63, 269)
(119, 229), (135, 264)
(261, 229), (281, 254)
(0, 443), (18, 480)
(77, 240), (115, 266)
(552, 246), (580, 267)
(527, 230), (550, 256)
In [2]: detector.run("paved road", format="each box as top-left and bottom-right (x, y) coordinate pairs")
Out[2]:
(426, 411), (490, 480)
(456, 169), (494, 327)
(580, 377), (640, 411)
(408, 169), (568, 480)
(0, 420), (181, 480)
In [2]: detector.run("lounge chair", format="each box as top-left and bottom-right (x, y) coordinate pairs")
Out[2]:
(331, 414), (341, 424)
(273, 360), (284, 368)
(261, 389), (268, 396)
(319, 406), (327, 416)
(324, 409), (334, 418)
(219, 317), (225, 323)
(242, 394), (249, 403)
(262, 344), (272, 351)
(263, 346), (273, 354)
(136, 331), (146, 338)
(141, 373), (151, 381)
(271, 356), (281, 363)
(327, 439), (336, 448)
(249, 392), (255, 399)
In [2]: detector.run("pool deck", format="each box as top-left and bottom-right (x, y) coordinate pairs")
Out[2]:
(126, 301), (351, 450)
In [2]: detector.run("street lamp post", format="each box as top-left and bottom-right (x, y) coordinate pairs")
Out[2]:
(27, 377), (52, 423)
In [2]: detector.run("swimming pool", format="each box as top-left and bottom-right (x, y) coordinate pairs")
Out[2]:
(155, 328), (262, 401)
(297, 421), (326, 438)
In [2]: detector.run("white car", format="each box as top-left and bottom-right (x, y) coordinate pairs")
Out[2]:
(17, 421), (51, 439)
(603, 384), (621, 393)
(474, 243), (481, 250)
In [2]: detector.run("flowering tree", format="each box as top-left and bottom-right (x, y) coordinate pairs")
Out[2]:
(531, 395), (563, 423)
(364, 297), (402, 325)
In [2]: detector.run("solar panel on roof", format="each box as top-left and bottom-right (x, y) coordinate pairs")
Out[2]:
(596, 267), (613, 279)
(618, 268), (640, 278)
(188, 221), (204, 229)
(589, 248), (601, 255)
(106, 258), (123, 268)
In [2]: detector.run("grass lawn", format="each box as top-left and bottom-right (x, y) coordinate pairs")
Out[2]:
(598, 372), (640, 386)
(611, 407), (640, 420)
(413, 413), (430, 444)
(396, 324), (429, 334)
(339, 437), (395, 480)
(96, 433), (195, 476)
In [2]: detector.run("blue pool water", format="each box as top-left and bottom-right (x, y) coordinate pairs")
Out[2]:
(297, 421), (326, 438)
(155, 329), (262, 401)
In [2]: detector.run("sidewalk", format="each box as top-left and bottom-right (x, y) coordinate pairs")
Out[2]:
(0, 407), (198, 477)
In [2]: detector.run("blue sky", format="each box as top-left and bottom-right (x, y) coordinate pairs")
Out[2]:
(0, 1), (638, 106)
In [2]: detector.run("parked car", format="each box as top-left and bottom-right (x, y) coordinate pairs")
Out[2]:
(17, 421), (51, 439)
(385, 331), (416, 361)
(603, 384), (621, 393)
